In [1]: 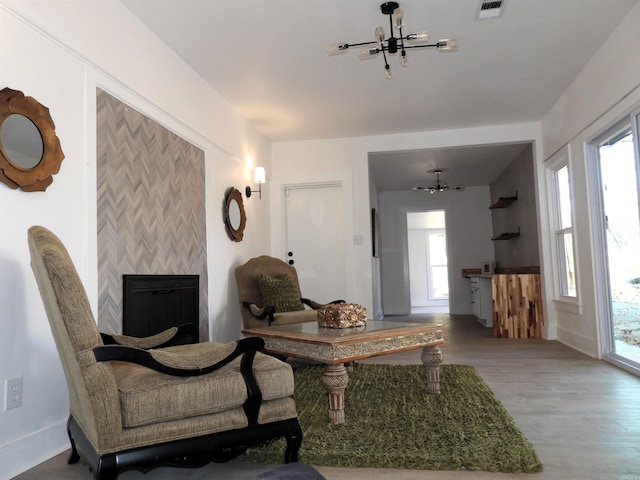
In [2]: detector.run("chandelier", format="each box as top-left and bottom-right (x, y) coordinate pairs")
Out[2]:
(412, 169), (452, 194)
(327, 2), (458, 79)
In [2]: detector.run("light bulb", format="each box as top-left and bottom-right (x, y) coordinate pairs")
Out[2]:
(400, 51), (408, 67)
(327, 43), (349, 55)
(406, 31), (429, 42)
(254, 167), (266, 184)
(384, 64), (392, 79)
(375, 26), (385, 47)
(437, 39), (458, 52)
(358, 47), (379, 59)
(394, 8), (404, 29)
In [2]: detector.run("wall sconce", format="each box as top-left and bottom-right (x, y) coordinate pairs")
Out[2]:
(245, 166), (265, 199)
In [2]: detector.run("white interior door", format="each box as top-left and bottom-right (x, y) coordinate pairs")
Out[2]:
(284, 183), (346, 303)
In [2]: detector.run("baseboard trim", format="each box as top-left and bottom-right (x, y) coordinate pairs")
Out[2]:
(556, 326), (597, 358)
(0, 417), (68, 479)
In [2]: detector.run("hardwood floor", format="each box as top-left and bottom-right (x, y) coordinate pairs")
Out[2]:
(13, 315), (640, 480)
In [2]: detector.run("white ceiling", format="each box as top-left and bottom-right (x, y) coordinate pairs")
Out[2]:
(369, 142), (530, 191)
(120, 0), (638, 190)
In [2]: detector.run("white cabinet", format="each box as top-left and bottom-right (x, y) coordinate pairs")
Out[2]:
(469, 276), (493, 327)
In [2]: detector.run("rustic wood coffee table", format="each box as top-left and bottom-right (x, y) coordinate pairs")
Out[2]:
(243, 320), (444, 424)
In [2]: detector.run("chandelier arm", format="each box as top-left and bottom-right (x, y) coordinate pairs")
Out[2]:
(403, 44), (440, 50)
(381, 47), (390, 70)
(345, 40), (381, 49)
(398, 26), (406, 53)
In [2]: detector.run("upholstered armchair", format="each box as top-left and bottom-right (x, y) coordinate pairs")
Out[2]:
(234, 255), (344, 329)
(28, 226), (302, 480)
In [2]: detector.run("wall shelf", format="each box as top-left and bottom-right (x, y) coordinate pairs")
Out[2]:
(491, 227), (520, 241)
(489, 193), (518, 209)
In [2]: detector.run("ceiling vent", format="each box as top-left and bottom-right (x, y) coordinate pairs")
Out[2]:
(477, 0), (505, 20)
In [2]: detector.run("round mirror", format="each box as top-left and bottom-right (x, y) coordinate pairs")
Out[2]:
(0, 87), (65, 192)
(228, 197), (242, 230)
(224, 187), (246, 242)
(0, 114), (44, 169)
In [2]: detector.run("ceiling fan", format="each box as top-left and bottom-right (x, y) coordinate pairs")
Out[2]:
(412, 168), (463, 193)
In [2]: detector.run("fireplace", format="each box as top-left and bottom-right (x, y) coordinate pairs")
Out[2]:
(123, 274), (199, 343)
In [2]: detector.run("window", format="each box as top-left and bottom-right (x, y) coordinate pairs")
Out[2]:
(547, 149), (577, 298)
(427, 230), (449, 299)
(555, 165), (577, 297)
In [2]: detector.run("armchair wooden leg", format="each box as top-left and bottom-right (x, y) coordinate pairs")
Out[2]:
(94, 455), (117, 480)
(284, 419), (303, 463)
(66, 416), (80, 465)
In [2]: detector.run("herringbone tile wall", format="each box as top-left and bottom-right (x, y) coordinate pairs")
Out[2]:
(96, 89), (208, 337)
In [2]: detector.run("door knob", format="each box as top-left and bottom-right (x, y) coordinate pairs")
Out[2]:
(287, 251), (293, 257)
(288, 260), (294, 265)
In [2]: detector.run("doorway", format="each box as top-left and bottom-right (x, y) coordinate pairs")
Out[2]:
(593, 117), (640, 370)
(407, 210), (449, 313)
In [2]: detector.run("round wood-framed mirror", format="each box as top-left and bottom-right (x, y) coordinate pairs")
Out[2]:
(224, 187), (247, 242)
(0, 87), (64, 192)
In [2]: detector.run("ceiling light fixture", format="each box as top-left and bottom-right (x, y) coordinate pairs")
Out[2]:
(327, 2), (458, 79)
(412, 169), (452, 194)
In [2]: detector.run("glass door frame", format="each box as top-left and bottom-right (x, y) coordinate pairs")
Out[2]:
(589, 109), (640, 374)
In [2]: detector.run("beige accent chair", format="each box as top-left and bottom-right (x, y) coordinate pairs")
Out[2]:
(28, 226), (302, 480)
(235, 255), (344, 329)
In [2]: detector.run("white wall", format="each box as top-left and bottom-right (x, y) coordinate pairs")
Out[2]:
(0, 1), (273, 477)
(540, 1), (640, 357)
(272, 123), (543, 319)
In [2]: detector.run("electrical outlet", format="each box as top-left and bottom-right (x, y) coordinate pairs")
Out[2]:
(5, 377), (23, 410)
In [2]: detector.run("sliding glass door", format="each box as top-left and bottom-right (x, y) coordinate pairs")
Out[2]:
(593, 112), (640, 369)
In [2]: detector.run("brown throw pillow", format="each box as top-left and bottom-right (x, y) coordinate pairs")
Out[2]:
(256, 273), (305, 312)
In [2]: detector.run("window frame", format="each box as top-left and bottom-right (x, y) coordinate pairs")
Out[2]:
(546, 146), (580, 310)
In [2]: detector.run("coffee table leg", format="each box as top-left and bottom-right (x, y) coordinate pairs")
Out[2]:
(421, 345), (443, 394)
(320, 364), (349, 424)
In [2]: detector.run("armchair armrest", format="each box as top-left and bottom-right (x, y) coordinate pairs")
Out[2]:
(242, 301), (276, 325)
(301, 298), (345, 310)
(93, 336), (265, 376)
(100, 323), (199, 349)
(94, 336), (266, 424)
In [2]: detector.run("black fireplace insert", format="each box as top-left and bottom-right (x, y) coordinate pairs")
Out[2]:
(123, 274), (199, 343)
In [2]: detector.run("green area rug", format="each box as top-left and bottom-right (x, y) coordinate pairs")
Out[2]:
(238, 364), (543, 473)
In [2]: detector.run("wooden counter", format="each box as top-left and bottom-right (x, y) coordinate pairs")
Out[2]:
(492, 273), (543, 339)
